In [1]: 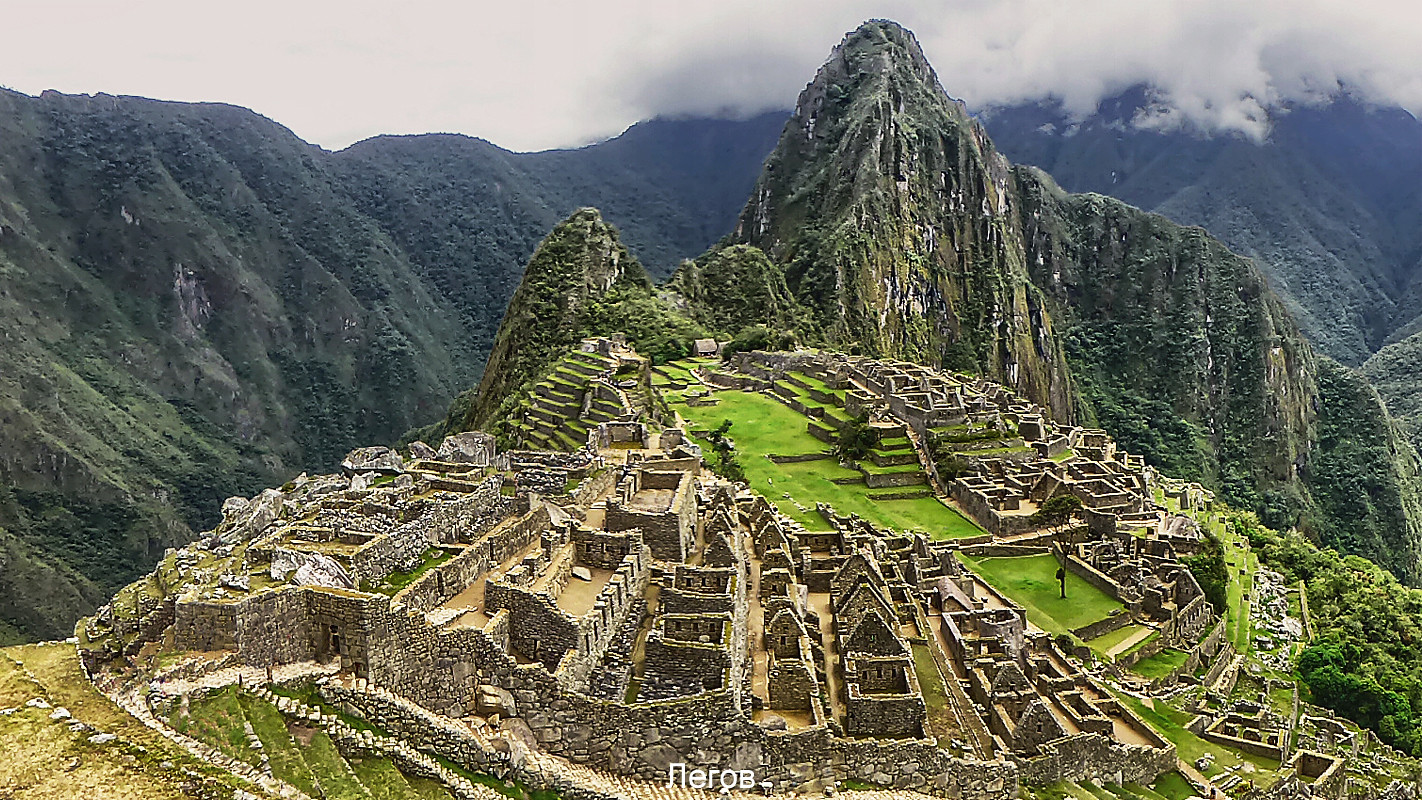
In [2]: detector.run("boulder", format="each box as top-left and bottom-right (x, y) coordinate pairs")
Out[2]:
(219, 574), (251, 592)
(408, 440), (438, 460)
(437, 431), (497, 466)
(571, 566), (593, 581)
(476, 684), (517, 717)
(348, 472), (379, 491)
(759, 714), (789, 731)
(270, 548), (357, 590)
(216, 488), (283, 546)
(341, 446), (404, 476)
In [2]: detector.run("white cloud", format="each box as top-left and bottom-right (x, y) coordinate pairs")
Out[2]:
(1, 0), (1419, 150)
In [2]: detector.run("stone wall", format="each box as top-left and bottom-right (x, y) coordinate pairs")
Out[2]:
(862, 470), (927, 489)
(173, 599), (238, 652)
(569, 468), (618, 506)
(1072, 611), (1134, 641)
(1016, 732), (1175, 786)
(604, 470), (694, 562)
(351, 526), (427, 587)
(399, 473), (507, 545)
(392, 505), (550, 616)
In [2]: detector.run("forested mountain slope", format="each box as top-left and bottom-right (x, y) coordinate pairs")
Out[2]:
(0, 89), (780, 642)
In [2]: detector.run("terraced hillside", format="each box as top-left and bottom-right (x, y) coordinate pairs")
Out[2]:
(494, 348), (648, 452)
(658, 359), (981, 538)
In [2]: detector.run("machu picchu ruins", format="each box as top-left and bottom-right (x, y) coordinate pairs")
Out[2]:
(72, 339), (1415, 800)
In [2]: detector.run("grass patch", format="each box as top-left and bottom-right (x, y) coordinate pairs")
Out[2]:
(1149, 772), (1196, 800)
(1131, 648), (1190, 680)
(913, 644), (954, 743)
(960, 554), (1123, 635)
(673, 387), (985, 539)
(1115, 692), (1279, 777)
(236, 693), (319, 795)
(1087, 624), (1150, 656)
(170, 685), (260, 767)
(372, 548), (456, 595)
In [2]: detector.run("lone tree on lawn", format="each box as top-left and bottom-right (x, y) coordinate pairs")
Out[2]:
(836, 413), (879, 461)
(1032, 494), (1084, 598)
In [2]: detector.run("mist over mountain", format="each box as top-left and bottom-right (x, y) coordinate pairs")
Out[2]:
(979, 88), (1422, 366)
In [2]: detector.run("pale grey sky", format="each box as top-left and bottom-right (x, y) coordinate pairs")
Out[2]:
(3, 0), (1419, 152)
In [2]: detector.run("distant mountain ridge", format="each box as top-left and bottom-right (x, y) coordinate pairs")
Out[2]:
(458, 21), (1422, 587)
(0, 89), (782, 642)
(978, 88), (1422, 365)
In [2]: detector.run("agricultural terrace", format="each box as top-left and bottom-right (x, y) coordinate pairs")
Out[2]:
(658, 366), (985, 540)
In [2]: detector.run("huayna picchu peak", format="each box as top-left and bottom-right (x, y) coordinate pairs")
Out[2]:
(4, 16), (1422, 800)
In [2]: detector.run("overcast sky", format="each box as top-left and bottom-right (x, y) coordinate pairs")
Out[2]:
(3, 0), (1420, 152)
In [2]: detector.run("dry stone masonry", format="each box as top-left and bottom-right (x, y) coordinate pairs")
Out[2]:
(78, 340), (1403, 800)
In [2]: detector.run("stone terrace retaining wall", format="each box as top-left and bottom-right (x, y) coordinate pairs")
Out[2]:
(351, 526), (427, 587)
(1017, 731), (1175, 786)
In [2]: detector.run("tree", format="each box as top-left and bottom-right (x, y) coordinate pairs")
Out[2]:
(703, 419), (746, 483)
(1031, 495), (1084, 535)
(835, 414), (879, 461)
(1032, 495), (1084, 598)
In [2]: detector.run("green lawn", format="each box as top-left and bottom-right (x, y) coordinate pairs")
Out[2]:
(1131, 648), (1190, 680)
(913, 645), (955, 743)
(1148, 772), (1197, 800)
(959, 554), (1123, 635)
(1086, 623), (1150, 657)
(671, 386), (984, 539)
(1115, 692), (1279, 778)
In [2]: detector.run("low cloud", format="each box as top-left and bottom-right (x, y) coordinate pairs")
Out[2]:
(3, 1), (1419, 150)
(614, 0), (1422, 142)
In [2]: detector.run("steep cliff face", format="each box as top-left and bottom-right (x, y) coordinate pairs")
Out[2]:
(982, 90), (1422, 366)
(1309, 359), (1422, 581)
(0, 90), (470, 640)
(713, 20), (1422, 580)
(1015, 170), (1320, 521)
(731, 22), (1074, 419)
(1364, 330), (1422, 456)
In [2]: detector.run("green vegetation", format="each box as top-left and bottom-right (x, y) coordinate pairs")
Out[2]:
(447, 209), (704, 436)
(1363, 330), (1422, 457)
(1149, 772), (1198, 800)
(958, 553), (1123, 635)
(1237, 513), (1422, 754)
(371, 548), (456, 595)
(670, 384), (983, 538)
(667, 245), (808, 340)
(1181, 525), (1228, 612)
(1305, 359), (1422, 582)
(1115, 691), (1279, 777)
(834, 414), (879, 461)
(702, 419), (748, 482)
(986, 90), (1422, 369)
(913, 644), (955, 743)
(1030, 495), (1083, 537)
(1086, 624), (1149, 657)
(1130, 648), (1190, 680)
